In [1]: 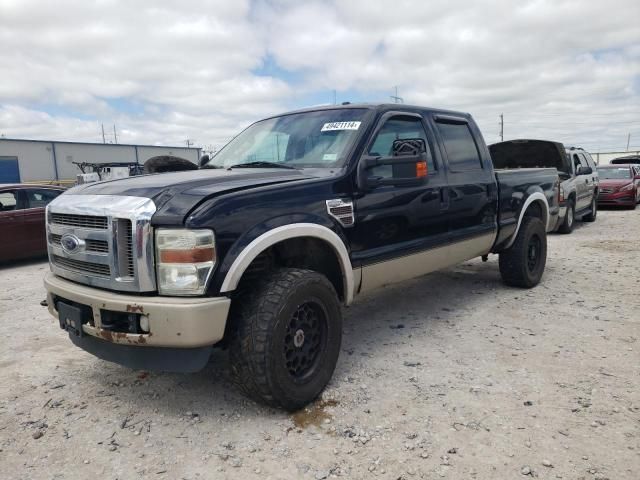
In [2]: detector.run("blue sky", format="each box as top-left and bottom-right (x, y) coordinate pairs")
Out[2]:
(0, 0), (638, 153)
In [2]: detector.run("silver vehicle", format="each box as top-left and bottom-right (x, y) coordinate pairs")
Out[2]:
(489, 141), (598, 234)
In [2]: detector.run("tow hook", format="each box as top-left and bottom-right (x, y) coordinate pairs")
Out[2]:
(481, 255), (489, 262)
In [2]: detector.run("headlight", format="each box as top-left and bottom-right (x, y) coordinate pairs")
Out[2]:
(155, 229), (216, 295)
(620, 183), (634, 192)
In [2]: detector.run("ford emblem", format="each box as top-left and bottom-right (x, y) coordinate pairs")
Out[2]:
(60, 233), (85, 254)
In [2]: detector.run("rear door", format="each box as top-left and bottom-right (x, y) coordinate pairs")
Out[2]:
(0, 189), (24, 261)
(23, 188), (63, 254)
(571, 153), (588, 209)
(431, 114), (497, 262)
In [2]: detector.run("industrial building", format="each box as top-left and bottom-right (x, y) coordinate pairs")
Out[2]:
(0, 138), (201, 184)
(590, 150), (640, 164)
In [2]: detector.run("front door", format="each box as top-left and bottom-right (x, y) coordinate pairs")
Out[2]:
(0, 189), (24, 262)
(348, 112), (449, 292)
(23, 188), (63, 254)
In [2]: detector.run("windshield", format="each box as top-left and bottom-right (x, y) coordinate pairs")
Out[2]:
(205, 109), (368, 169)
(597, 167), (632, 179)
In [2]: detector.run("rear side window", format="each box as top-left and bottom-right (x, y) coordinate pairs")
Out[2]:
(435, 121), (482, 171)
(0, 191), (18, 211)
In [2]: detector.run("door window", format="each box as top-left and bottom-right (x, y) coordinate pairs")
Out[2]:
(367, 116), (434, 179)
(435, 121), (482, 171)
(583, 152), (596, 169)
(0, 191), (18, 212)
(573, 154), (586, 172)
(25, 189), (62, 209)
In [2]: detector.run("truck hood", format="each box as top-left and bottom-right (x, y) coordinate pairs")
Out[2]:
(489, 139), (571, 175)
(66, 168), (313, 223)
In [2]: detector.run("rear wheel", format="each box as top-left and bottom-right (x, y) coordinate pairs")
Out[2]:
(229, 268), (342, 411)
(499, 216), (547, 288)
(558, 200), (575, 234)
(583, 196), (597, 222)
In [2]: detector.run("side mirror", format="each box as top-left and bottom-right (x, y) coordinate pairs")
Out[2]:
(199, 154), (210, 167)
(577, 165), (592, 175)
(357, 153), (428, 190)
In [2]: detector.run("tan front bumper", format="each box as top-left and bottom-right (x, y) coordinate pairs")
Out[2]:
(44, 272), (231, 348)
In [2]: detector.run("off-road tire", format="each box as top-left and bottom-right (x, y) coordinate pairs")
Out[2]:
(229, 268), (342, 411)
(583, 196), (597, 222)
(499, 216), (547, 288)
(558, 200), (575, 233)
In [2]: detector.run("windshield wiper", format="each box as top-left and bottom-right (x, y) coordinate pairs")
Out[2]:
(227, 161), (297, 170)
(200, 164), (224, 169)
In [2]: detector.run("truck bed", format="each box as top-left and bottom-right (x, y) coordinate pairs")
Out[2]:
(493, 167), (559, 251)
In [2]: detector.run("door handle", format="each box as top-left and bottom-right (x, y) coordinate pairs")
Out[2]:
(439, 188), (449, 209)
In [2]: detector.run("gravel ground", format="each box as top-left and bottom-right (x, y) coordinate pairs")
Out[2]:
(1, 209), (639, 480)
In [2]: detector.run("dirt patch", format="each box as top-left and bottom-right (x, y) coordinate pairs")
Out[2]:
(291, 399), (339, 430)
(1, 209), (639, 479)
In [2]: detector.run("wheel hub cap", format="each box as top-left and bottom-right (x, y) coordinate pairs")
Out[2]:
(283, 302), (326, 380)
(293, 329), (305, 348)
(527, 236), (541, 271)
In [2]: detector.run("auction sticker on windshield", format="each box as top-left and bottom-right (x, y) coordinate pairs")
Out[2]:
(321, 121), (361, 132)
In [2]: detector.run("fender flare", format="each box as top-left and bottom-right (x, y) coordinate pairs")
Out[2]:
(504, 192), (550, 249)
(219, 223), (355, 304)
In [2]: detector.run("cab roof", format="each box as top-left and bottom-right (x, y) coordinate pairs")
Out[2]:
(270, 102), (472, 120)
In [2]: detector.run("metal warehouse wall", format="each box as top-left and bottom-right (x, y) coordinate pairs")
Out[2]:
(0, 139), (201, 183)
(0, 140), (56, 182)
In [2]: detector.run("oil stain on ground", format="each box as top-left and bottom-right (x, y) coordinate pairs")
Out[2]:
(291, 399), (339, 429)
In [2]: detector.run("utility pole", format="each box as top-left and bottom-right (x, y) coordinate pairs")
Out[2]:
(113, 124), (118, 144)
(333, 90), (337, 105)
(185, 139), (194, 149)
(390, 86), (404, 104)
(626, 133), (631, 151)
(499, 114), (504, 142)
(101, 124), (106, 144)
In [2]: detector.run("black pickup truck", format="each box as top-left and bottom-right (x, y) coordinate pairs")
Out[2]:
(44, 103), (559, 410)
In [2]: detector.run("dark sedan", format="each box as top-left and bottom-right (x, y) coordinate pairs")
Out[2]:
(596, 165), (640, 209)
(0, 184), (65, 262)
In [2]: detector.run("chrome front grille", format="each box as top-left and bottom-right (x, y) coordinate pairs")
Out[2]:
(46, 194), (157, 292)
(52, 255), (111, 277)
(50, 213), (108, 229)
(49, 234), (109, 254)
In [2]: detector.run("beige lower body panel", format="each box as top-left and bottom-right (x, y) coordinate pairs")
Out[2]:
(44, 272), (231, 348)
(359, 233), (495, 294)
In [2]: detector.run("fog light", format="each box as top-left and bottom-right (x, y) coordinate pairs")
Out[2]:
(139, 315), (150, 333)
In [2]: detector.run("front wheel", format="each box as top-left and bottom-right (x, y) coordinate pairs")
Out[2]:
(499, 217), (547, 288)
(583, 196), (597, 222)
(229, 268), (342, 411)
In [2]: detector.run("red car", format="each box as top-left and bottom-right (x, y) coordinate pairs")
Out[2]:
(596, 165), (640, 209)
(0, 184), (65, 262)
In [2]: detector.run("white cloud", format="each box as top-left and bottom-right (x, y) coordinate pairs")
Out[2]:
(0, 0), (638, 152)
